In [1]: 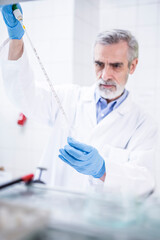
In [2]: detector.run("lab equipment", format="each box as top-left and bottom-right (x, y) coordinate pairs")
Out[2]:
(33, 167), (47, 184)
(0, 173), (34, 190)
(59, 137), (106, 178)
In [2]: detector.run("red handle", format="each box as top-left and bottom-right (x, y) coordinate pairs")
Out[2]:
(21, 174), (34, 182)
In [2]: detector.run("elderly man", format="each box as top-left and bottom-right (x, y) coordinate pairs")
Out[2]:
(1, 4), (158, 197)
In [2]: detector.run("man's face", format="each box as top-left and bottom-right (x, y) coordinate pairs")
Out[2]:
(94, 41), (138, 101)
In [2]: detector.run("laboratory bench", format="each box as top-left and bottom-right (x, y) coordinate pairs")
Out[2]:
(0, 183), (160, 240)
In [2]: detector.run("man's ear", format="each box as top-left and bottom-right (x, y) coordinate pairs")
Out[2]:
(129, 58), (138, 74)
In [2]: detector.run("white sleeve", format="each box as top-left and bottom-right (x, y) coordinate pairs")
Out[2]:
(105, 148), (155, 196)
(89, 119), (158, 198)
(1, 47), (60, 126)
(89, 148), (156, 198)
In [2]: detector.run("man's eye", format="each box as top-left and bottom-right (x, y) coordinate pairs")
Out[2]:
(112, 63), (122, 68)
(95, 62), (104, 67)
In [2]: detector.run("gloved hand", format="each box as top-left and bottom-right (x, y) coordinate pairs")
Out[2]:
(59, 137), (106, 178)
(1, 4), (24, 39)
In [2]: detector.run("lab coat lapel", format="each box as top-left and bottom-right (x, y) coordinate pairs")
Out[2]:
(81, 84), (97, 128)
(98, 93), (132, 127)
(87, 94), (133, 144)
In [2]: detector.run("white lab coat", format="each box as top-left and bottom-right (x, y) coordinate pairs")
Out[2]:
(2, 48), (158, 197)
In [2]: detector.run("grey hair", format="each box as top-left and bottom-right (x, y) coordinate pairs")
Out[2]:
(94, 29), (138, 67)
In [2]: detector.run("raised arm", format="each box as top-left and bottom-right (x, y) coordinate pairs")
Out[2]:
(8, 39), (24, 60)
(1, 4), (24, 60)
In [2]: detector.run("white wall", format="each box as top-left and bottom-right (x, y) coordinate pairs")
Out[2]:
(73, 0), (99, 86)
(23, 0), (75, 86)
(99, 0), (160, 191)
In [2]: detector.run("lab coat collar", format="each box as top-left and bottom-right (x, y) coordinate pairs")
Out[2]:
(81, 84), (133, 116)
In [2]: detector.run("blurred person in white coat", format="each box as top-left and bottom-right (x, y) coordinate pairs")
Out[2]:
(1, 4), (158, 197)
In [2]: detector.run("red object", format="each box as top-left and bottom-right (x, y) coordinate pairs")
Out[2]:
(17, 113), (27, 126)
(21, 174), (34, 182)
(0, 173), (34, 190)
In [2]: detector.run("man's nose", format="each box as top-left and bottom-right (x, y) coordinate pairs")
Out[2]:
(102, 65), (112, 80)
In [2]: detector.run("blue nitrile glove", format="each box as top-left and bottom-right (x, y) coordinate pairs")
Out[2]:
(1, 4), (24, 39)
(59, 137), (106, 178)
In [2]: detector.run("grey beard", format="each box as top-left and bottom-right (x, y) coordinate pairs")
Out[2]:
(96, 79), (125, 100)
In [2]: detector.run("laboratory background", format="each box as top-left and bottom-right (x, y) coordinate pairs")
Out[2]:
(0, 0), (160, 191)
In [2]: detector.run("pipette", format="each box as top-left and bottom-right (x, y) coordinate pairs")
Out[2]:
(12, 4), (69, 126)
